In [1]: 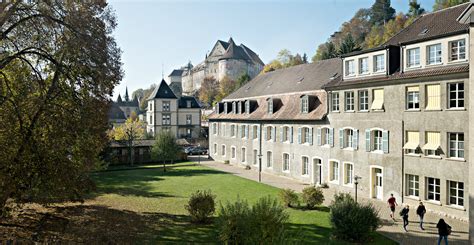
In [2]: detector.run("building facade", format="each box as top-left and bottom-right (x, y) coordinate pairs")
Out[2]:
(108, 87), (140, 125)
(174, 38), (264, 95)
(146, 79), (201, 139)
(210, 3), (474, 234)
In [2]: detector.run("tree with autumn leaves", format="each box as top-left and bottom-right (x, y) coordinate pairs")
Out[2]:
(0, 1), (122, 214)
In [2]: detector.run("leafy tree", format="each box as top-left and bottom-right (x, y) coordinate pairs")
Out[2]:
(383, 13), (409, 42)
(364, 25), (385, 48)
(236, 73), (251, 88)
(277, 49), (292, 64)
(408, 0), (425, 17)
(320, 42), (338, 60)
(152, 130), (180, 172)
(108, 117), (146, 165)
(289, 53), (304, 67)
(215, 76), (237, 102)
(133, 84), (156, 111)
(0, 1), (122, 214)
(338, 34), (361, 55)
(433, 0), (469, 11)
(198, 76), (219, 107)
(370, 0), (396, 26)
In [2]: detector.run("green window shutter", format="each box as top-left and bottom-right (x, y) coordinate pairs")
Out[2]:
(365, 129), (371, 152)
(382, 130), (389, 153)
(290, 127), (294, 143)
(309, 127), (313, 145)
(339, 128), (344, 149)
(329, 128), (334, 147)
(353, 129), (359, 150)
(316, 128), (322, 146)
(272, 127), (276, 142)
(298, 128), (302, 144)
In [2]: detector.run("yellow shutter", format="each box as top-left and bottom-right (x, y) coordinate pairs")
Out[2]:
(422, 131), (440, 150)
(407, 86), (419, 92)
(426, 84), (441, 110)
(371, 89), (384, 110)
(403, 131), (419, 149)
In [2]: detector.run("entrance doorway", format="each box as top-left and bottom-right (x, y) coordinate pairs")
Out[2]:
(371, 167), (383, 200)
(312, 158), (322, 186)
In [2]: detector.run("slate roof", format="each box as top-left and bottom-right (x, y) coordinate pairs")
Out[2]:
(213, 38), (264, 66)
(148, 79), (178, 100)
(385, 2), (470, 45)
(108, 102), (126, 120)
(178, 96), (201, 109)
(224, 58), (341, 100)
(169, 69), (184, 77)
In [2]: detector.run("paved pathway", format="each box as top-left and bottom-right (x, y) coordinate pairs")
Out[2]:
(190, 156), (469, 245)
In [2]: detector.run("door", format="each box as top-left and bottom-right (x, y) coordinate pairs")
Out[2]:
(374, 168), (383, 200)
(312, 158), (322, 185)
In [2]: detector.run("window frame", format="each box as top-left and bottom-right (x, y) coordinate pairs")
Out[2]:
(344, 128), (354, 149)
(448, 132), (464, 159)
(162, 101), (170, 112)
(449, 39), (466, 62)
(407, 47), (421, 68)
(221, 144), (226, 156)
(241, 147), (246, 163)
(427, 43), (442, 65)
(282, 153), (290, 172)
(406, 174), (420, 197)
(359, 57), (369, 74)
(448, 82), (465, 109)
(406, 86), (420, 110)
(301, 96), (309, 113)
(345, 91), (355, 111)
(329, 160), (339, 183)
(426, 177), (441, 202)
(345, 59), (355, 76)
(162, 114), (171, 125)
(331, 92), (340, 112)
(448, 180), (464, 207)
(374, 54), (385, 72)
(266, 151), (273, 168)
(358, 90), (369, 111)
(302, 156), (309, 176)
(373, 130), (383, 152)
(343, 162), (354, 186)
(231, 146), (236, 159)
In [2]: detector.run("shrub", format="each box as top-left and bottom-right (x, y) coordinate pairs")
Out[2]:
(216, 196), (289, 244)
(332, 192), (354, 205)
(185, 190), (216, 223)
(224, 160), (230, 164)
(329, 194), (381, 242)
(302, 186), (324, 209)
(279, 188), (299, 208)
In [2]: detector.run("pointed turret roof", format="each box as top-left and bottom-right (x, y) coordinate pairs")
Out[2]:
(220, 39), (251, 61)
(117, 94), (123, 103)
(148, 79), (178, 100)
(125, 87), (130, 101)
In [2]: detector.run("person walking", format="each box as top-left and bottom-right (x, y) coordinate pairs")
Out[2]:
(416, 202), (426, 230)
(437, 218), (451, 245)
(400, 204), (410, 232)
(387, 193), (398, 220)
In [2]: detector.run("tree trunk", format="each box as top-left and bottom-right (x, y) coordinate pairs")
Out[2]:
(163, 160), (166, 172)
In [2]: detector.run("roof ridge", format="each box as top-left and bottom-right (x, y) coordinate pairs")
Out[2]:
(420, 2), (470, 17)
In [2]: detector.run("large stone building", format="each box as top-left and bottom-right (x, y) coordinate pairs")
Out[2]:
(209, 3), (474, 239)
(108, 87), (140, 124)
(146, 79), (201, 139)
(172, 38), (264, 95)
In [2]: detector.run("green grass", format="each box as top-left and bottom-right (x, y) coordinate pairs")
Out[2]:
(91, 162), (396, 244)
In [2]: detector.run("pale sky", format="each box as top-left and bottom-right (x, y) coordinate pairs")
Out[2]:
(109, 0), (436, 99)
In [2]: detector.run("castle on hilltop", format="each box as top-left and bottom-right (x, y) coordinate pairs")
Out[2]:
(170, 38), (264, 96)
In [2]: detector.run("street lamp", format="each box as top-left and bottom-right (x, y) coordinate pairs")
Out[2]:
(354, 175), (362, 203)
(197, 143), (201, 165)
(258, 154), (263, 182)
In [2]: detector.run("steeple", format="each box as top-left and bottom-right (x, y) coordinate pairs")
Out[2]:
(117, 94), (123, 103)
(124, 87), (129, 102)
(228, 37), (235, 45)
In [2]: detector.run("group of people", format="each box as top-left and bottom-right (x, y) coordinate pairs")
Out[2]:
(387, 194), (451, 245)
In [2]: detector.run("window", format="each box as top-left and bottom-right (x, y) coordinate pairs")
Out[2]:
(425, 84), (441, 110)
(403, 131), (420, 154)
(301, 97), (309, 113)
(406, 86), (420, 110)
(340, 128), (356, 149)
(266, 151), (273, 168)
(427, 44), (442, 65)
(213, 144), (217, 155)
(301, 127), (312, 144)
(186, 128), (192, 137)
(265, 126), (273, 141)
(358, 90), (369, 111)
(448, 83), (464, 109)
(221, 124), (226, 137)
(221, 145), (226, 156)
(345, 60), (355, 76)
(426, 177), (440, 201)
(186, 114), (192, 125)
(319, 127), (332, 146)
(149, 115), (153, 125)
(267, 99), (273, 114)
(449, 133), (464, 159)
(241, 148), (246, 163)
(406, 174), (419, 197)
(407, 48), (420, 67)
(374, 54), (385, 72)
(345, 91), (355, 111)
(448, 181), (464, 206)
(329, 161), (339, 182)
(230, 125), (236, 137)
(366, 129), (388, 153)
(281, 126), (291, 142)
(423, 132), (440, 156)
(371, 89), (384, 110)
(252, 125), (258, 139)
(212, 123), (217, 135)
(245, 101), (250, 114)
(186, 100), (192, 108)
(231, 147), (236, 159)
(238, 102), (242, 114)
(331, 92), (340, 112)
(302, 157), (309, 175)
(450, 39), (466, 61)
(373, 130), (383, 151)
(253, 149), (258, 165)
(232, 102), (236, 113)
(344, 163), (353, 185)
(162, 114), (171, 125)
(241, 125), (246, 139)
(359, 57), (369, 74)
(163, 101), (170, 111)
(283, 153), (290, 172)
(149, 102), (153, 111)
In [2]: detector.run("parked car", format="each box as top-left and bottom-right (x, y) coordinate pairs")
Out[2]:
(184, 146), (195, 154)
(189, 147), (208, 155)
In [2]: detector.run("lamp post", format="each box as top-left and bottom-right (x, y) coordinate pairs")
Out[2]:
(258, 154), (263, 182)
(354, 175), (362, 203)
(198, 143), (201, 165)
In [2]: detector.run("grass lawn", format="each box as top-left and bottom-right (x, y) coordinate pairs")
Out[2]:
(90, 162), (396, 244)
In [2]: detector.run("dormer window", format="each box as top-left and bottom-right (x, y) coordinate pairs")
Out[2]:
(450, 39), (466, 61)
(186, 100), (192, 108)
(245, 100), (250, 114)
(345, 60), (355, 76)
(407, 48), (420, 68)
(427, 44), (442, 65)
(232, 102), (236, 114)
(359, 57), (369, 74)
(267, 98), (273, 114)
(374, 54), (385, 72)
(301, 96), (309, 113)
(237, 101), (242, 114)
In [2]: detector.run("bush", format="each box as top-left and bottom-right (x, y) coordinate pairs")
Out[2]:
(279, 188), (299, 208)
(302, 186), (324, 209)
(329, 194), (381, 242)
(216, 196), (289, 244)
(332, 192), (354, 205)
(185, 190), (216, 223)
